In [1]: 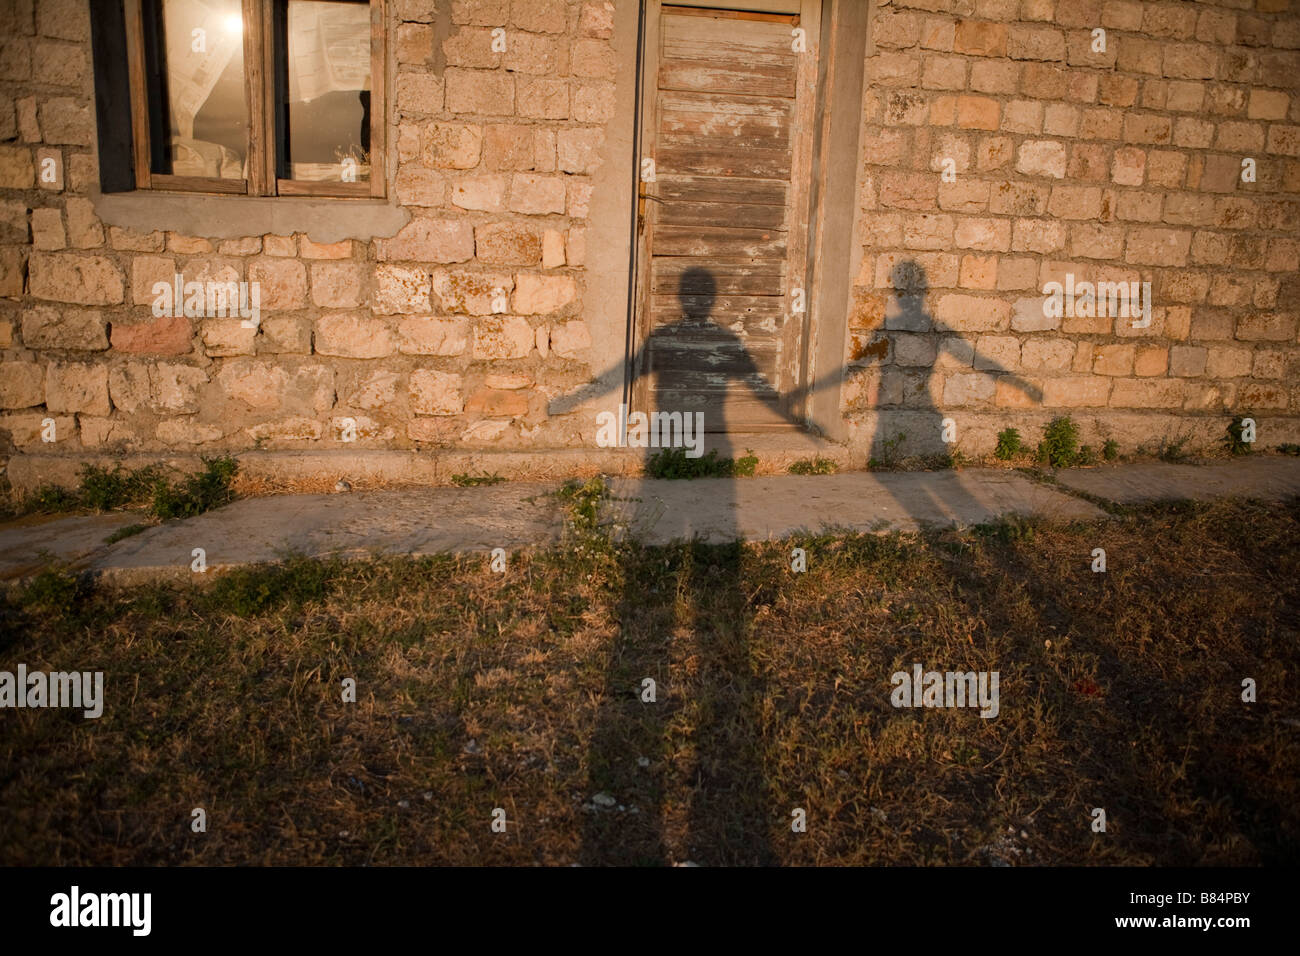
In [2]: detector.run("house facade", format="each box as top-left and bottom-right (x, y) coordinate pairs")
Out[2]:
(1, 0), (1297, 493)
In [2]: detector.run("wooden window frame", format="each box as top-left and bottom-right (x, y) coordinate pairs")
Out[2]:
(122, 0), (386, 199)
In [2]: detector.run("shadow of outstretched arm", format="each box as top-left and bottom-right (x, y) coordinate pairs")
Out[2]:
(546, 345), (642, 417)
(551, 321), (1044, 430)
(933, 323), (1044, 405)
(550, 254), (1045, 432)
(776, 318), (1045, 428)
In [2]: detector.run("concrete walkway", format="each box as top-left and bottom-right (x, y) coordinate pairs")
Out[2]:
(1053, 455), (1300, 505)
(602, 469), (1102, 545)
(1, 457), (1297, 584)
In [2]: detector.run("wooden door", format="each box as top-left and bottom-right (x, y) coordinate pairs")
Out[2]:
(633, 3), (817, 434)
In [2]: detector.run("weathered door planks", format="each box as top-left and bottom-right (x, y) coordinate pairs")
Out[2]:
(632, 2), (818, 434)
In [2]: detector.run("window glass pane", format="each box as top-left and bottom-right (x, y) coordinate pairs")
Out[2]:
(282, 0), (372, 183)
(151, 0), (249, 179)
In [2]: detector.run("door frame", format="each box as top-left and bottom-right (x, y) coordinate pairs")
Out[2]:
(626, 0), (824, 433)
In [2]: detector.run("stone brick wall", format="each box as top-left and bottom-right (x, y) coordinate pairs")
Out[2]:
(1, 0), (1298, 489)
(0, 0), (617, 477)
(846, 0), (1300, 456)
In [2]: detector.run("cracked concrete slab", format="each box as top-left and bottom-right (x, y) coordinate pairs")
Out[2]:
(0, 512), (142, 579)
(1054, 457), (1300, 505)
(0, 484), (565, 584)
(84, 485), (565, 584)
(602, 469), (1106, 545)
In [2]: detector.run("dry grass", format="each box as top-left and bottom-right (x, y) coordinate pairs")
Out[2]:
(1, 493), (1297, 866)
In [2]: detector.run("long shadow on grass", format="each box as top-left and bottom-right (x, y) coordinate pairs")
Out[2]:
(579, 268), (776, 865)
(941, 504), (1300, 864)
(580, 538), (777, 865)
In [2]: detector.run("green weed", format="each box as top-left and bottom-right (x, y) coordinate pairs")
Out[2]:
(105, 523), (148, 544)
(451, 472), (505, 487)
(150, 456), (239, 520)
(869, 432), (907, 470)
(78, 463), (164, 512)
(645, 448), (757, 479)
(788, 457), (838, 475)
(1156, 434), (1193, 463)
(995, 428), (1023, 461)
(1036, 416), (1080, 469)
(204, 555), (339, 617)
(1223, 415), (1255, 456)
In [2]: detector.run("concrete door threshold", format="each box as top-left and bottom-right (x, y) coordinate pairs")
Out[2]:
(693, 430), (852, 463)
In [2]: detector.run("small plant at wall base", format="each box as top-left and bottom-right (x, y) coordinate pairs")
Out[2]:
(995, 428), (1023, 461)
(1037, 416), (1080, 469)
(869, 432), (907, 470)
(1103, 439), (1120, 462)
(731, 451), (759, 477)
(1154, 433), (1193, 463)
(22, 484), (81, 515)
(150, 456), (240, 520)
(451, 472), (505, 487)
(921, 449), (968, 470)
(646, 448), (757, 480)
(20, 463), (165, 516)
(1223, 415), (1255, 456)
(78, 463), (165, 511)
(1278, 444), (1300, 456)
(788, 457), (837, 475)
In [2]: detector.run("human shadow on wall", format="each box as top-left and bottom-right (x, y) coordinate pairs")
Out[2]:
(565, 260), (1040, 865)
(838, 260), (1044, 529)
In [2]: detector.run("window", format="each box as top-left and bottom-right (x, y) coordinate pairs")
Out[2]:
(123, 0), (385, 197)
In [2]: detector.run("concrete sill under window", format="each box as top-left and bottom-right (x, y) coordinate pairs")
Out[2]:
(90, 189), (410, 244)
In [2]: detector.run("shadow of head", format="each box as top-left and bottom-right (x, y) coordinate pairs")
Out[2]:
(890, 259), (931, 329)
(678, 266), (717, 325)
